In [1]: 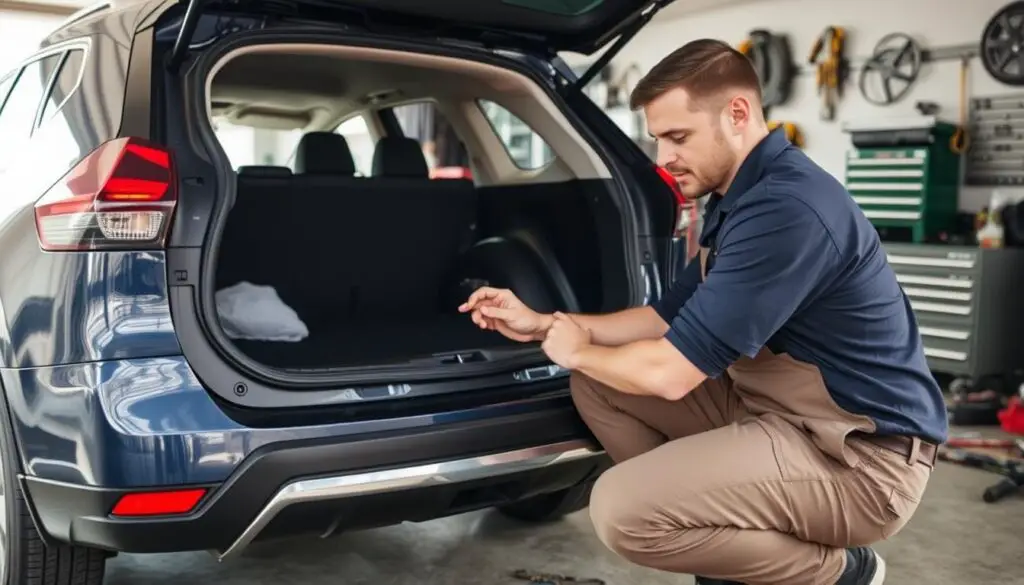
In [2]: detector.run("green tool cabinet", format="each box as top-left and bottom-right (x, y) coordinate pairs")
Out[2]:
(844, 119), (960, 243)
(885, 243), (1024, 379)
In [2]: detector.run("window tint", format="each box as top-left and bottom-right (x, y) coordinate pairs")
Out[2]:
(478, 100), (554, 170)
(38, 49), (84, 125)
(335, 115), (375, 177)
(393, 101), (468, 171)
(0, 53), (63, 173)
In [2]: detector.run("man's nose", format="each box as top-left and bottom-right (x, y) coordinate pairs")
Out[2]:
(655, 145), (676, 169)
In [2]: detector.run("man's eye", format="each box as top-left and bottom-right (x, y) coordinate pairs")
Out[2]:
(671, 135), (687, 144)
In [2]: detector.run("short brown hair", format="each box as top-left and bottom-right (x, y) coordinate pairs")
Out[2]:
(629, 39), (762, 111)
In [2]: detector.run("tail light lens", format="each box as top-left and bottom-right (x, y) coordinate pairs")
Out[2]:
(34, 137), (177, 251)
(656, 165), (701, 263)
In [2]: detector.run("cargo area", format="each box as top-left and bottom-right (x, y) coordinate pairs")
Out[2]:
(204, 45), (633, 372)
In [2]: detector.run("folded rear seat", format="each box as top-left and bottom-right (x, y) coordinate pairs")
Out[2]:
(218, 133), (479, 336)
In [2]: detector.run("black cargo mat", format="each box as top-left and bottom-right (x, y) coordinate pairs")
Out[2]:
(228, 314), (523, 370)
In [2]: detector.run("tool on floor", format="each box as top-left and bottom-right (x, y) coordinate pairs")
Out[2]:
(510, 569), (606, 585)
(858, 32), (922, 106)
(808, 26), (848, 121)
(938, 446), (1024, 503)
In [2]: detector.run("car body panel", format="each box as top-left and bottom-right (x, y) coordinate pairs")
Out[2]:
(2, 353), (583, 488)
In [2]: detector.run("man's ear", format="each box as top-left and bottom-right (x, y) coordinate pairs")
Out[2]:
(726, 95), (753, 130)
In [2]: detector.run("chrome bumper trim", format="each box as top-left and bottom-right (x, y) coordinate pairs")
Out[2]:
(217, 439), (602, 560)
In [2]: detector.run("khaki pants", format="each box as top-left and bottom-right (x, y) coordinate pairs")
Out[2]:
(571, 370), (934, 585)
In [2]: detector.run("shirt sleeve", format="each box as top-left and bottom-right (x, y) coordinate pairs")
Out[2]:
(664, 190), (840, 378)
(650, 254), (702, 324)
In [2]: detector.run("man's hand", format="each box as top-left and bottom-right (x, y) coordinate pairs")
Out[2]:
(459, 287), (552, 342)
(541, 312), (592, 369)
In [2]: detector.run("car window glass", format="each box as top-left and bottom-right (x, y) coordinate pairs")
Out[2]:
(0, 54), (62, 173)
(38, 49), (84, 125)
(393, 101), (469, 174)
(335, 115), (375, 177)
(0, 72), (15, 111)
(478, 100), (554, 170)
(213, 118), (303, 170)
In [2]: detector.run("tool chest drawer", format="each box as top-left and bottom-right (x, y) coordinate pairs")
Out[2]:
(884, 243), (1024, 378)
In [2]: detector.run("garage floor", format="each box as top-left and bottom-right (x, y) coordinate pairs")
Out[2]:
(104, 460), (1022, 585)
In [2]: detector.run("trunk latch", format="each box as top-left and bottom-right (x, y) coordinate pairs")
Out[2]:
(513, 364), (566, 382)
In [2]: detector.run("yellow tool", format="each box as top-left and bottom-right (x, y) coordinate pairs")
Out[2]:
(951, 56), (970, 154)
(808, 26), (847, 121)
(768, 121), (804, 148)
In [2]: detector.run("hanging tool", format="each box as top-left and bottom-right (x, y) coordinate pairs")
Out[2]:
(951, 56), (971, 154)
(767, 121), (804, 148)
(510, 569), (606, 585)
(858, 32), (923, 106)
(737, 29), (795, 118)
(980, 0), (1024, 86)
(808, 26), (848, 121)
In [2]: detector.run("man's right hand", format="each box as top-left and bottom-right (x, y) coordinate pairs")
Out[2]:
(458, 287), (552, 343)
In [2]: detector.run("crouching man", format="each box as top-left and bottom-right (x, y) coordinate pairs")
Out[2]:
(459, 38), (947, 585)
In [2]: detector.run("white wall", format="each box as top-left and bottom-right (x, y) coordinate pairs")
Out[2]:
(0, 10), (63, 73)
(572, 0), (1017, 212)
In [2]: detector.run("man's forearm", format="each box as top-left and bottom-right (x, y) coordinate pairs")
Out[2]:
(571, 338), (706, 400)
(537, 307), (668, 346)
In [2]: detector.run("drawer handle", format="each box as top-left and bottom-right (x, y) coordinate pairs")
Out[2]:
(852, 196), (923, 206)
(847, 157), (925, 166)
(918, 326), (970, 340)
(910, 300), (971, 315)
(847, 182), (923, 191)
(863, 210), (922, 220)
(895, 274), (973, 289)
(902, 287), (972, 302)
(923, 347), (967, 361)
(887, 255), (975, 269)
(847, 169), (924, 178)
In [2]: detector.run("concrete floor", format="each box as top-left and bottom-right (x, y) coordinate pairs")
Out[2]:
(104, 460), (1023, 585)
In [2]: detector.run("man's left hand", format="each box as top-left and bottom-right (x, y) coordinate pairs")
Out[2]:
(541, 312), (591, 369)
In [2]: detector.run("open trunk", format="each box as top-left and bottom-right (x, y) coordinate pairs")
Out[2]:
(202, 42), (637, 376)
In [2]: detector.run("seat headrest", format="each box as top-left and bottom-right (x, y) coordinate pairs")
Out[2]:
(372, 137), (429, 178)
(238, 165), (292, 178)
(294, 132), (356, 175)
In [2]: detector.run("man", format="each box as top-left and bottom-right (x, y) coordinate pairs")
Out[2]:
(459, 39), (948, 585)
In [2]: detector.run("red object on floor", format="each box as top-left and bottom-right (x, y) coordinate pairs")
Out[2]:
(997, 396), (1024, 435)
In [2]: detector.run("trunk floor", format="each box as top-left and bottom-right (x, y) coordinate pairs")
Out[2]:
(229, 314), (523, 369)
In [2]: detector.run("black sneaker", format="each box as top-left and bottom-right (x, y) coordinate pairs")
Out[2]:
(837, 547), (886, 585)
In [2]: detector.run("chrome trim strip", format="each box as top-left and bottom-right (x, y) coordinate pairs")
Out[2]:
(217, 439), (603, 561)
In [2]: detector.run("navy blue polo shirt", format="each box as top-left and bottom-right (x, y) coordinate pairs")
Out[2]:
(652, 128), (949, 444)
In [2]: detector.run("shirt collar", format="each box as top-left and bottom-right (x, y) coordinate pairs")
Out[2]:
(715, 127), (791, 213)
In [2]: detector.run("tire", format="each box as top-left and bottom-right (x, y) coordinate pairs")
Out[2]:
(497, 481), (594, 523)
(0, 380), (107, 585)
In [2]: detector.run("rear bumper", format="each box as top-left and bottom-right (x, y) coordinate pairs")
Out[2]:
(23, 405), (608, 555)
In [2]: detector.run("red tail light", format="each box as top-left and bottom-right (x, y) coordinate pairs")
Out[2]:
(34, 137), (178, 251)
(111, 488), (206, 517)
(655, 165), (693, 240)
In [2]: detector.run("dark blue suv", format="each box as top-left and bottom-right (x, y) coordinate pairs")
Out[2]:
(0, 0), (684, 582)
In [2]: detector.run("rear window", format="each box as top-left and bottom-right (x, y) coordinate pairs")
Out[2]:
(478, 100), (554, 170)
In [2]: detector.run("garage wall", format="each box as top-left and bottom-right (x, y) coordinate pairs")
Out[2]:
(571, 0), (1016, 212)
(0, 9), (65, 73)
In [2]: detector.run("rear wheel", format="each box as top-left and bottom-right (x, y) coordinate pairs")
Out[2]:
(497, 481), (593, 523)
(0, 381), (106, 585)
